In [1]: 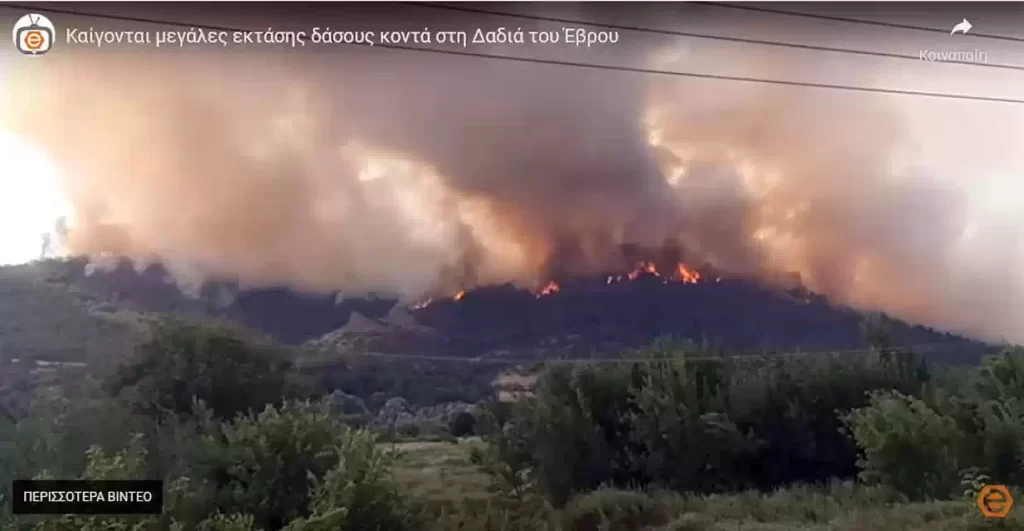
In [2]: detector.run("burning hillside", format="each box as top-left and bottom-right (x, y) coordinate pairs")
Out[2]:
(298, 249), (982, 360)
(37, 255), (985, 362)
(412, 256), (716, 309)
(3, 4), (1023, 344)
(391, 270), (983, 360)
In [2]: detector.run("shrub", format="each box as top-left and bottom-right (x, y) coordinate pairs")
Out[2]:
(477, 343), (932, 507)
(843, 390), (963, 499)
(283, 430), (419, 531)
(19, 433), (158, 531)
(449, 411), (477, 438)
(106, 318), (299, 421)
(627, 357), (755, 492)
(199, 399), (348, 529)
(193, 513), (258, 531)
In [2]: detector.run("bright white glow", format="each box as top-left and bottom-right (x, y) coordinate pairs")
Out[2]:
(0, 127), (73, 265)
(969, 173), (1024, 221)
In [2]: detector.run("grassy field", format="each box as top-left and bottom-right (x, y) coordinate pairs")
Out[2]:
(390, 441), (1024, 531)
(391, 439), (494, 505)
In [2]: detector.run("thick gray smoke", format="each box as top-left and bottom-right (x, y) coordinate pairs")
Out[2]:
(3, 17), (1024, 343)
(5, 46), (684, 293)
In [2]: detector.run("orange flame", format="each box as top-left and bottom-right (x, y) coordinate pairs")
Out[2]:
(423, 263), (704, 308)
(676, 263), (701, 284)
(615, 261), (704, 285)
(537, 280), (560, 297)
(627, 261), (661, 280)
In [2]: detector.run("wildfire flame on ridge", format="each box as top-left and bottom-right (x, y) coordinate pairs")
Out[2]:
(536, 280), (561, 298)
(676, 263), (701, 284)
(412, 261), (705, 309)
(611, 261), (702, 285)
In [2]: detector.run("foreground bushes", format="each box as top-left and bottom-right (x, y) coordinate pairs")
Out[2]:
(843, 391), (964, 499)
(475, 342), (934, 505)
(844, 348), (1024, 499)
(170, 399), (417, 530)
(475, 343), (1024, 505)
(2, 399), (418, 531)
(284, 429), (419, 531)
(105, 319), (303, 421)
(4, 318), (1023, 529)
(1, 319), (420, 530)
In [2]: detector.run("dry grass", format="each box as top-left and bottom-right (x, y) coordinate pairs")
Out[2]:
(390, 439), (494, 504)
(388, 446), (1024, 531)
(656, 487), (1020, 530)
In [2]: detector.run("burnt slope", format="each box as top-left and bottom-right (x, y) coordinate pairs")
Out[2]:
(411, 276), (982, 360)
(38, 258), (990, 363)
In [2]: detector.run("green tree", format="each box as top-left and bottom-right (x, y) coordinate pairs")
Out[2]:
(449, 411), (477, 438)
(936, 347), (1024, 487)
(0, 386), (140, 520)
(106, 318), (301, 420)
(728, 352), (929, 488)
(283, 430), (419, 531)
(25, 433), (157, 531)
(843, 390), (963, 499)
(199, 400), (347, 530)
(627, 357), (754, 492)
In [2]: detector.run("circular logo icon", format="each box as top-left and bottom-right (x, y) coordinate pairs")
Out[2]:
(978, 485), (1014, 518)
(12, 13), (55, 56)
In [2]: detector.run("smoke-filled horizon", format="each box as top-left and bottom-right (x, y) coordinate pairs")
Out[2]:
(2, 4), (1024, 343)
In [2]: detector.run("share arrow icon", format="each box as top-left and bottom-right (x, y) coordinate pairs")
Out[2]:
(951, 18), (972, 35)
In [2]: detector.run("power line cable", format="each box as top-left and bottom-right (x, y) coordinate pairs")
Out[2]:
(701, 2), (1024, 44)
(318, 47), (1024, 104)
(296, 342), (984, 367)
(406, 2), (1024, 72)
(0, 3), (1021, 105)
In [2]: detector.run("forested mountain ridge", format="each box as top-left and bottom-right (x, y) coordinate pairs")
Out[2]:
(9, 258), (989, 364)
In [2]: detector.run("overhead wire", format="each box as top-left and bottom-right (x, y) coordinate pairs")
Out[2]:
(405, 2), (1024, 72)
(0, 3), (1022, 104)
(700, 2), (1024, 44)
(295, 342), (989, 367)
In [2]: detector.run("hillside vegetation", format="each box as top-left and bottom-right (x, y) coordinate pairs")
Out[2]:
(0, 263), (145, 366)
(1, 317), (1022, 530)
(11, 258), (988, 360)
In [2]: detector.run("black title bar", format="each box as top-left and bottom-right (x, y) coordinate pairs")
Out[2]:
(12, 480), (163, 515)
